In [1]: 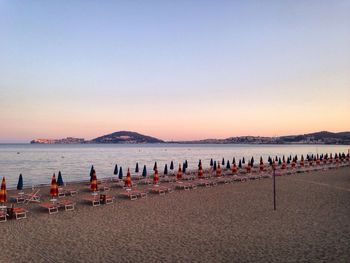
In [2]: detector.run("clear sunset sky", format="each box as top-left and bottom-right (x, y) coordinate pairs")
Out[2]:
(0, 1), (349, 142)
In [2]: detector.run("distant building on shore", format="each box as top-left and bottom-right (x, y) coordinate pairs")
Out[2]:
(30, 137), (86, 144)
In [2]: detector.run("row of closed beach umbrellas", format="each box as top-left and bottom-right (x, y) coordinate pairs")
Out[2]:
(1, 152), (348, 203)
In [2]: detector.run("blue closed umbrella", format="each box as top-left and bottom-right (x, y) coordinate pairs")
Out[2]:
(17, 174), (23, 190)
(118, 167), (123, 180)
(170, 161), (174, 170)
(113, 164), (118, 175)
(210, 158), (213, 166)
(57, 171), (64, 186)
(164, 164), (168, 175)
(135, 162), (139, 173)
(142, 165), (147, 177)
(226, 160), (230, 169)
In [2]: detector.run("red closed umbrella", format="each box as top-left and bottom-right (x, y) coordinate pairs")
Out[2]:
(0, 177), (7, 204)
(153, 168), (159, 184)
(216, 163), (222, 177)
(124, 168), (132, 188)
(198, 164), (203, 178)
(177, 164), (182, 179)
(50, 174), (58, 198)
(90, 169), (98, 192)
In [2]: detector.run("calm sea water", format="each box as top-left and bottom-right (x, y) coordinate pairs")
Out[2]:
(0, 143), (349, 188)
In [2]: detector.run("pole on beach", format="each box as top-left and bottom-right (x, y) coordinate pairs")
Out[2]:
(273, 166), (276, 211)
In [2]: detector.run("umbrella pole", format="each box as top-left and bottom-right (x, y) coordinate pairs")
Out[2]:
(273, 167), (276, 211)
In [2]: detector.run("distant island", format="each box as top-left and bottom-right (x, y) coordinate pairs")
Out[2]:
(30, 130), (350, 145)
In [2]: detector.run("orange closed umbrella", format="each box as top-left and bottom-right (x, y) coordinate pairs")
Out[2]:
(0, 177), (7, 204)
(231, 163), (238, 174)
(216, 163), (222, 177)
(153, 168), (159, 184)
(50, 174), (58, 198)
(198, 164), (203, 178)
(177, 164), (182, 179)
(124, 168), (132, 187)
(90, 169), (98, 192)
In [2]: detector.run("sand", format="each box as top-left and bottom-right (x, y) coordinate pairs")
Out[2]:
(0, 166), (349, 263)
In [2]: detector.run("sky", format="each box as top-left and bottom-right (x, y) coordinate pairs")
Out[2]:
(0, 1), (349, 142)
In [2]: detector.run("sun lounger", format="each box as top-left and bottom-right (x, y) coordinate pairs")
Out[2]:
(160, 176), (177, 183)
(0, 210), (7, 222)
(216, 177), (231, 184)
(139, 178), (152, 185)
(57, 200), (75, 211)
(175, 182), (197, 190)
(99, 194), (114, 205)
(148, 186), (165, 195)
(132, 190), (147, 198)
(12, 207), (28, 220)
(119, 189), (147, 200)
(83, 195), (101, 206)
(24, 189), (41, 203)
(182, 175), (196, 181)
(10, 194), (26, 203)
(119, 190), (138, 200)
(40, 202), (59, 214)
(197, 179), (211, 187)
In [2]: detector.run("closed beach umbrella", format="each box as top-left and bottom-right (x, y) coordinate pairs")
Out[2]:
(185, 160), (188, 169)
(238, 159), (242, 169)
(198, 159), (202, 168)
(118, 167), (123, 180)
(113, 164), (118, 175)
(0, 177), (7, 204)
(90, 165), (94, 182)
(177, 164), (183, 179)
(57, 171), (64, 186)
(222, 158), (225, 166)
(216, 163), (222, 177)
(142, 165), (147, 177)
(124, 168), (132, 188)
(226, 160), (230, 169)
(242, 157), (245, 164)
(90, 170), (98, 192)
(135, 162), (139, 173)
(153, 168), (159, 184)
(153, 162), (157, 171)
(170, 161), (174, 170)
(164, 164), (168, 175)
(50, 174), (59, 198)
(278, 157), (282, 165)
(251, 157), (254, 167)
(17, 174), (23, 191)
(232, 163), (238, 174)
(210, 158), (213, 167)
(213, 161), (217, 171)
(182, 162), (186, 174)
(232, 157), (236, 165)
(198, 164), (203, 178)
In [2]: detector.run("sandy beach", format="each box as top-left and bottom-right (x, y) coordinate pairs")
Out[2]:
(1, 166), (349, 263)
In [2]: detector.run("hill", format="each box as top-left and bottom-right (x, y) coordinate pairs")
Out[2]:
(91, 131), (164, 144)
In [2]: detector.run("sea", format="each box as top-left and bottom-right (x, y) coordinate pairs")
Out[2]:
(0, 143), (349, 188)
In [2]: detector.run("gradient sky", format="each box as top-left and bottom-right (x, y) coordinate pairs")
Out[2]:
(0, 1), (349, 142)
